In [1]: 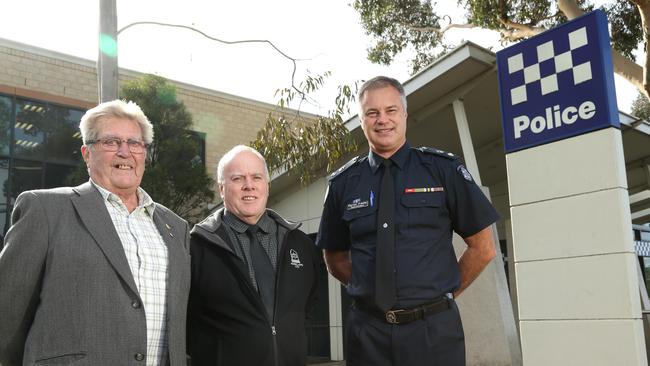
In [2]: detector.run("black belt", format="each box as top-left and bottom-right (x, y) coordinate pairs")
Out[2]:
(354, 294), (453, 324)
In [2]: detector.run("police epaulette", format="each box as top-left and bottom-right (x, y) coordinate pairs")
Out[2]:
(416, 146), (459, 160)
(328, 155), (361, 181)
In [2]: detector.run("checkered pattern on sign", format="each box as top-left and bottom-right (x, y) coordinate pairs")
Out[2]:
(507, 26), (592, 105)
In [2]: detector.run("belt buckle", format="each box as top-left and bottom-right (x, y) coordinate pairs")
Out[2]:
(385, 309), (404, 324)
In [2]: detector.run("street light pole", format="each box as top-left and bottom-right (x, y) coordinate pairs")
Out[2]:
(98, 0), (118, 102)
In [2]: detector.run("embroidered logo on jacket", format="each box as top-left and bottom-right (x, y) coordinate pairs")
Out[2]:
(290, 249), (303, 268)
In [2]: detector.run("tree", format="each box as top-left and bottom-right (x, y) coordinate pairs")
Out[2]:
(631, 92), (650, 120)
(121, 75), (214, 222)
(68, 75), (214, 223)
(251, 72), (359, 184)
(354, 0), (650, 100)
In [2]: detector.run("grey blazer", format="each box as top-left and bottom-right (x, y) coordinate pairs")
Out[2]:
(0, 182), (191, 366)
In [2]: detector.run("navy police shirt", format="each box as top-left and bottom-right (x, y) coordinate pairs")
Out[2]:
(315, 143), (499, 308)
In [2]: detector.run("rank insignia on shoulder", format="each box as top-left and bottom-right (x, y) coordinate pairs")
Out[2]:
(328, 156), (360, 181)
(457, 165), (473, 182)
(416, 147), (458, 160)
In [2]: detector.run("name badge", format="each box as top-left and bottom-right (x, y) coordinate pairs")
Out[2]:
(346, 197), (369, 210)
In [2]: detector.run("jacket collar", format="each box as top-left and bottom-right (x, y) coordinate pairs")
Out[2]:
(191, 208), (301, 251)
(368, 141), (410, 174)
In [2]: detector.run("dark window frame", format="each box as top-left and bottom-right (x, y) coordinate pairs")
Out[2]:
(0, 92), (87, 236)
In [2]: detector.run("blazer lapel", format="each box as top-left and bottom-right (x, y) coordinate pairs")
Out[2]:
(152, 207), (185, 290)
(153, 207), (177, 249)
(70, 182), (139, 296)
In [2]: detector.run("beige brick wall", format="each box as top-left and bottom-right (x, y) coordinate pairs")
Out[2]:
(0, 38), (316, 196)
(0, 44), (98, 102)
(175, 88), (282, 180)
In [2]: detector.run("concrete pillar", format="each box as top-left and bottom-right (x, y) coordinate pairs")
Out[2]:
(507, 127), (647, 365)
(452, 98), (521, 364)
(454, 188), (522, 366)
(452, 99), (481, 184)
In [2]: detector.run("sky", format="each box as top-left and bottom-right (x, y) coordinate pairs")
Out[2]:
(0, 0), (639, 116)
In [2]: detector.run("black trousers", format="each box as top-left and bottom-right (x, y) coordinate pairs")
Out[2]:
(344, 300), (465, 366)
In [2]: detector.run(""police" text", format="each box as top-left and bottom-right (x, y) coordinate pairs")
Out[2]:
(513, 101), (596, 139)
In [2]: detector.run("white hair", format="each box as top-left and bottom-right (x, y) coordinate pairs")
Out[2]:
(217, 145), (270, 184)
(79, 99), (154, 145)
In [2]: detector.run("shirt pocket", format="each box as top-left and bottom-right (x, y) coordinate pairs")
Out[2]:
(401, 192), (444, 228)
(342, 204), (377, 243)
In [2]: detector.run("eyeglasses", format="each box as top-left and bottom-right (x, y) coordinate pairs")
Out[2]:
(86, 137), (148, 154)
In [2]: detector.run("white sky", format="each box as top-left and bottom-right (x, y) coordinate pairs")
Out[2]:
(0, 0), (639, 116)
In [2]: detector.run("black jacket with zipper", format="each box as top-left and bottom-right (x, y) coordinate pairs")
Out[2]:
(187, 208), (319, 366)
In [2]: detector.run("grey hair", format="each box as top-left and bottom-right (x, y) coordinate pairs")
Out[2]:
(79, 99), (154, 145)
(217, 145), (270, 184)
(357, 76), (407, 113)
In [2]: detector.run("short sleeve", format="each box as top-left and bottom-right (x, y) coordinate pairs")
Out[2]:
(315, 180), (351, 251)
(444, 160), (500, 238)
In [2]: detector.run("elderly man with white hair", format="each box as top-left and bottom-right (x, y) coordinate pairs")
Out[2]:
(0, 99), (191, 366)
(187, 145), (319, 366)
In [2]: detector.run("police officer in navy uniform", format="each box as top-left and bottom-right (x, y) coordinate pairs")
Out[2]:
(316, 76), (499, 365)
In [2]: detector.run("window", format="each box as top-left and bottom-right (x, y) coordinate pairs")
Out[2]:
(0, 158), (8, 235)
(0, 96), (11, 155)
(14, 99), (46, 159)
(45, 163), (77, 188)
(45, 106), (83, 163)
(10, 160), (43, 203)
(0, 94), (86, 236)
(188, 130), (206, 165)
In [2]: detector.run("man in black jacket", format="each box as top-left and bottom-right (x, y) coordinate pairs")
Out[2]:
(187, 145), (319, 366)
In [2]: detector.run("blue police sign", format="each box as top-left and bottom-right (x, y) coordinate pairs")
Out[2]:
(496, 10), (619, 153)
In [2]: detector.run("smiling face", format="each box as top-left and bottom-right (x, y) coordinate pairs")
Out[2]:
(81, 117), (146, 198)
(359, 85), (408, 158)
(220, 150), (269, 225)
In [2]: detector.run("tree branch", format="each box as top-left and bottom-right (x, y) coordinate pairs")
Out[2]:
(497, 19), (546, 42)
(405, 22), (477, 35)
(633, 0), (650, 99)
(117, 21), (305, 98)
(610, 51), (644, 95)
(556, 0), (584, 19)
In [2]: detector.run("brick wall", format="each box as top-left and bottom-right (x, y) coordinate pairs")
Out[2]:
(0, 44), (98, 102)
